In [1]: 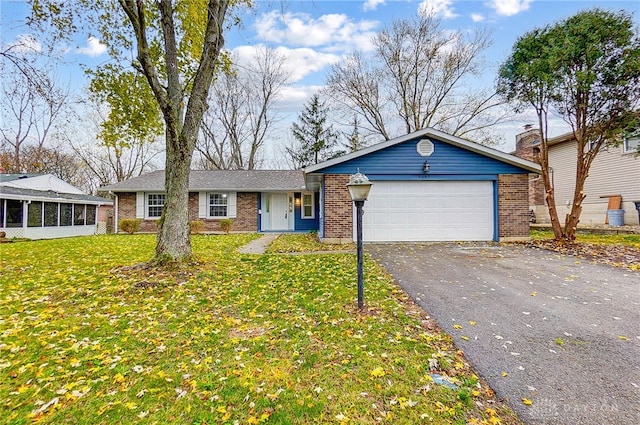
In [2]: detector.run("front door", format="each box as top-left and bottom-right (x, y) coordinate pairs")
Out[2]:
(270, 193), (289, 230)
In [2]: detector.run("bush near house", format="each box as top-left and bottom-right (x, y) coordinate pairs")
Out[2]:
(119, 219), (141, 234)
(189, 220), (205, 234)
(219, 218), (233, 234)
(0, 234), (520, 425)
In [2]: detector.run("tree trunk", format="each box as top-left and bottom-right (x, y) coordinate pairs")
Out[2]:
(535, 120), (564, 239)
(564, 138), (594, 241)
(155, 130), (193, 262)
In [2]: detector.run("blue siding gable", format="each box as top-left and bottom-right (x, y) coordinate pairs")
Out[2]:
(319, 137), (528, 178)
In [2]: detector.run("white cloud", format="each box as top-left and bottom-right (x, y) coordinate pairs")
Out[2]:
(7, 34), (43, 55)
(76, 36), (107, 57)
(418, 0), (459, 20)
(232, 44), (340, 83)
(363, 0), (386, 12)
(471, 13), (485, 22)
(254, 11), (379, 52)
(487, 0), (533, 17)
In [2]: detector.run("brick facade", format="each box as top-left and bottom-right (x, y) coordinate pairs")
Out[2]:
(498, 174), (530, 240)
(116, 191), (257, 233)
(323, 174), (353, 241)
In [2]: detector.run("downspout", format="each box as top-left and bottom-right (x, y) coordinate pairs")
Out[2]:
(113, 193), (118, 234)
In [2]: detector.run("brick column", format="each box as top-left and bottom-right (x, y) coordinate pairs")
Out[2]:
(323, 174), (353, 242)
(498, 174), (530, 241)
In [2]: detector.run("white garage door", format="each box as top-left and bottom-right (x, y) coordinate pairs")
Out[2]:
(357, 181), (494, 242)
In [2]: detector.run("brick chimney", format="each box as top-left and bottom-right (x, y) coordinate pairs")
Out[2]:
(513, 125), (544, 208)
(514, 124), (540, 162)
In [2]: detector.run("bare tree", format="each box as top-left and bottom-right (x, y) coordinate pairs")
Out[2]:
(0, 64), (70, 172)
(67, 104), (162, 190)
(325, 12), (507, 144)
(197, 46), (291, 170)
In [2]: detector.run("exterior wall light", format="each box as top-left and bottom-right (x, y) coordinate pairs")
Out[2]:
(423, 160), (430, 173)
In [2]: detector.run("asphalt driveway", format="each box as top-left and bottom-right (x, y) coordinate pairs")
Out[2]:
(368, 242), (640, 425)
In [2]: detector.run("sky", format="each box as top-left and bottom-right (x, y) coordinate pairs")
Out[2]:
(1, 0), (639, 160)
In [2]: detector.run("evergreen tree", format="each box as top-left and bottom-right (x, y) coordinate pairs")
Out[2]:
(287, 94), (339, 167)
(345, 115), (366, 153)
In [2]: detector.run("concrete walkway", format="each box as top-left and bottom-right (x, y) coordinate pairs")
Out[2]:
(237, 233), (281, 254)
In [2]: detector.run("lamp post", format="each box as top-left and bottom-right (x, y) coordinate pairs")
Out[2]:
(346, 170), (373, 310)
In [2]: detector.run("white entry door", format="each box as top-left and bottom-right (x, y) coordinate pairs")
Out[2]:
(358, 181), (494, 242)
(270, 193), (290, 230)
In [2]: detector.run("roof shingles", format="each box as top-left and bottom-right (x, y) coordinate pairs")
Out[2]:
(101, 170), (307, 192)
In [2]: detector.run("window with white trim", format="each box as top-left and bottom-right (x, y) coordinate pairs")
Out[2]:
(302, 193), (314, 219)
(209, 193), (228, 218)
(624, 137), (639, 154)
(147, 193), (165, 218)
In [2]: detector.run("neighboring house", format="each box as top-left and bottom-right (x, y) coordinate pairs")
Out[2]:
(305, 128), (541, 243)
(100, 170), (320, 233)
(514, 127), (640, 226)
(0, 174), (113, 239)
(104, 129), (540, 242)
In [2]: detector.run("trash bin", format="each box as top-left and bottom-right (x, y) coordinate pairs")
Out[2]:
(635, 202), (640, 225)
(607, 209), (624, 226)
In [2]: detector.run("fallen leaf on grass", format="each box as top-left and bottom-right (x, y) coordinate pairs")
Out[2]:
(370, 367), (386, 377)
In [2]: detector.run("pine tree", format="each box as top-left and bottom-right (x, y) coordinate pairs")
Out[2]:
(345, 115), (366, 153)
(287, 94), (339, 167)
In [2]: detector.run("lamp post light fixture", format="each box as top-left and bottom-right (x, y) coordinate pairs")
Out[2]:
(346, 169), (373, 310)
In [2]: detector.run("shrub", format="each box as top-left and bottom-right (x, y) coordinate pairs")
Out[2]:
(219, 219), (233, 234)
(190, 220), (205, 234)
(119, 219), (141, 234)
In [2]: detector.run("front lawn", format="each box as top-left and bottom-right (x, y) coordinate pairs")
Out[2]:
(0, 234), (518, 424)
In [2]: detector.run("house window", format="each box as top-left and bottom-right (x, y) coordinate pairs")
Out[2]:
(86, 205), (96, 225)
(27, 201), (43, 227)
(60, 203), (73, 226)
(44, 202), (58, 226)
(74, 204), (86, 226)
(209, 193), (228, 218)
(624, 137), (639, 154)
(147, 194), (165, 218)
(5, 200), (22, 227)
(302, 193), (314, 219)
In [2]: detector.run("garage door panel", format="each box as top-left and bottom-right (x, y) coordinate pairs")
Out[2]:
(357, 181), (494, 242)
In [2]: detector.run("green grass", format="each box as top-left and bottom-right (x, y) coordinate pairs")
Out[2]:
(530, 229), (640, 248)
(0, 234), (518, 424)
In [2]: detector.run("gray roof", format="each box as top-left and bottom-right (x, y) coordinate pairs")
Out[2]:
(100, 170), (308, 192)
(0, 185), (113, 205)
(0, 173), (42, 183)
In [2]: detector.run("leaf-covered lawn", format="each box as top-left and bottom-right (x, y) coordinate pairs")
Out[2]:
(530, 229), (640, 248)
(529, 230), (640, 271)
(266, 233), (355, 253)
(1, 234), (519, 424)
